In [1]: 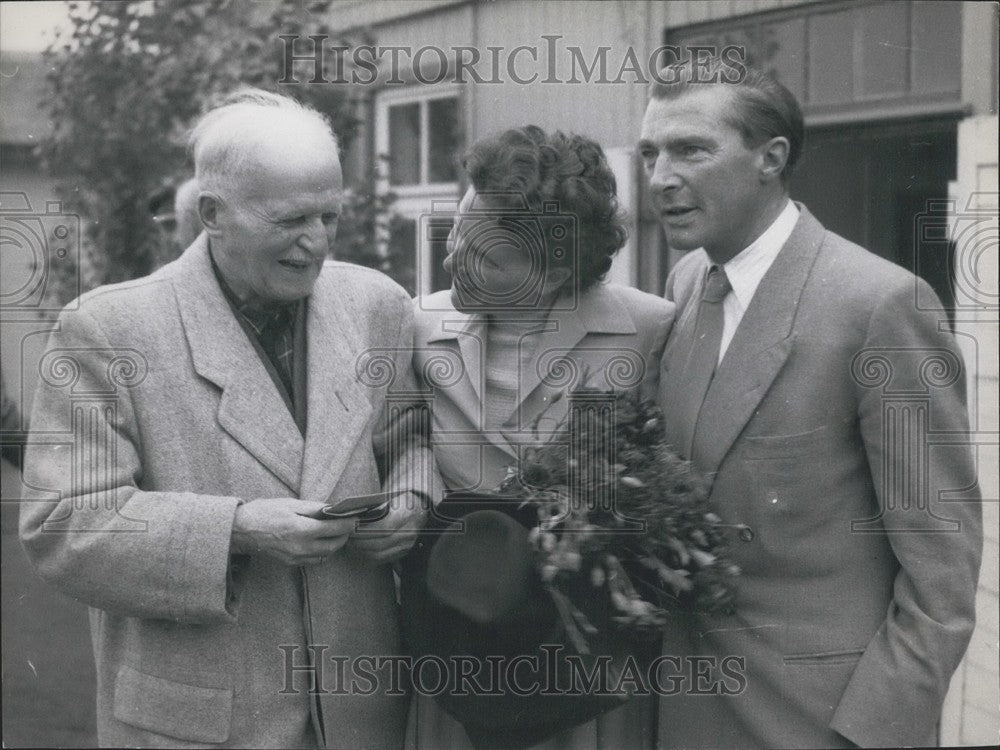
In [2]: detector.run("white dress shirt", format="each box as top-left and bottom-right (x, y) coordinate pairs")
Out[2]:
(717, 199), (799, 363)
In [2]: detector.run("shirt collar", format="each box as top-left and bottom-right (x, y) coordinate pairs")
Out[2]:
(207, 246), (300, 333)
(723, 199), (799, 310)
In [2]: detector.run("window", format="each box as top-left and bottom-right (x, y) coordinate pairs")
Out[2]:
(376, 86), (461, 296)
(662, 1), (962, 311)
(668, 0), (963, 125)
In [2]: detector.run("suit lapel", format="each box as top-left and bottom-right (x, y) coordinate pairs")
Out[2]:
(426, 314), (488, 436)
(298, 268), (374, 505)
(518, 286), (638, 400)
(427, 288), (639, 460)
(691, 207), (826, 476)
(514, 287), (638, 444)
(516, 311), (586, 402)
(658, 262), (710, 429)
(173, 237), (304, 492)
(453, 315), (486, 408)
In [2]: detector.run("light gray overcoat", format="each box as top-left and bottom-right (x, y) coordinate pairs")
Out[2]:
(21, 236), (428, 748)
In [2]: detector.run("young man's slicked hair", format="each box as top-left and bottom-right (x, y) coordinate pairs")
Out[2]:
(650, 55), (805, 182)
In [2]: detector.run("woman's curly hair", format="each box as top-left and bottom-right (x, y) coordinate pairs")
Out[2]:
(462, 125), (627, 291)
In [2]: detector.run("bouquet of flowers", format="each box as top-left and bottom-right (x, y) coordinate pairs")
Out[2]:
(492, 388), (742, 654)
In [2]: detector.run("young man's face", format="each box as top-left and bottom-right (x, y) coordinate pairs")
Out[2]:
(210, 141), (343, 303)
(639, 85), (774, 264)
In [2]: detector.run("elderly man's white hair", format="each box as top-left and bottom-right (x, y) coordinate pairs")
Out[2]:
(189, 88), (340, 194)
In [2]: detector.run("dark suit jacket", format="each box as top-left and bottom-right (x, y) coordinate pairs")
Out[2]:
(656, 206), (982, 748)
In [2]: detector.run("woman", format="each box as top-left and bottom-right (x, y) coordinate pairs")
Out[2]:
(406, 126), (676, 749)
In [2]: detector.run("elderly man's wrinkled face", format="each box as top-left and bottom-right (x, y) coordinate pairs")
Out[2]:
(639, 85), (772, 264)
(211, 140), (342, 303)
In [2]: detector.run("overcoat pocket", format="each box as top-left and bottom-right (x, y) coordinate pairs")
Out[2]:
(113, 664), (233, 743)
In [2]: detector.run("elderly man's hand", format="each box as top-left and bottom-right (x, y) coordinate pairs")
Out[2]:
(348, 491), (430, 564)
(231, 498), (355, 566)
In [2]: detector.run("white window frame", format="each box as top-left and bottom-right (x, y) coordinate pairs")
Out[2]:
(375, 84), (462, 296)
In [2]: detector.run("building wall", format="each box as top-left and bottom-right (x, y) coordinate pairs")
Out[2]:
(364, 0), (821, 148)
(370, 0), (638, 149)
(943, 113), (1000, 747)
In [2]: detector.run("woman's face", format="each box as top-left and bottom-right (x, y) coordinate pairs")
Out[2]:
(443, 187), (568, 314)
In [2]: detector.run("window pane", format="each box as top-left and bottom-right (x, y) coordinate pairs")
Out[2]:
(428, 98), (459, 184)
(858, 2), (908, 97)
(427, 216), (454, 292)
(911, 0), (962, 95)
(762, 18), (806, 104)
(389, 103), (420, 186)
(388, 216), (417, 295)
(808, 10), (855, 105)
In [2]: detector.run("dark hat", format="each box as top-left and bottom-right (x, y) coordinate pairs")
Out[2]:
(399, 491), (631, 749)
(426, 510), (536, 623)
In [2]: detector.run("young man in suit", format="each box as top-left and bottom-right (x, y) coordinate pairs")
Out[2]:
(21, 89), (429, 748)
(641, 58), (982, 748)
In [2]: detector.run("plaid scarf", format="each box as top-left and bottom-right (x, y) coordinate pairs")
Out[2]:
(232, 298), (298, 397)
(209, 252), (302, 409)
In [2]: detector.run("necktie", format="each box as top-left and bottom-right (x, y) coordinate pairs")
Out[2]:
(662, 265), (731, 459)
(238, 301), (298, 400)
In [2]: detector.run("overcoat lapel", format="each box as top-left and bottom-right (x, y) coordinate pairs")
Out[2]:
(298, 269), (375, 505)
(521, 289), (638, 397)
(453, 316), (486, 409)
(441, 315), (544, 462)
(173, 237), (304, 492)
(427, 314), (487, 435)
(429, 288), (639, 460)
(516, 312), (586, 400)
(690, 207), (826, 475)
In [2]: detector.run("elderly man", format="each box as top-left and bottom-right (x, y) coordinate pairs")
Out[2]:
(21, 89), (428, 748)
(642, 59), (982, 748)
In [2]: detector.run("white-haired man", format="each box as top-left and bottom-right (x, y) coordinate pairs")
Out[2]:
(21, 89), (430, 748)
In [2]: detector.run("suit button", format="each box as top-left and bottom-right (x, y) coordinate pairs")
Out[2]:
(738, 525), (755, 542)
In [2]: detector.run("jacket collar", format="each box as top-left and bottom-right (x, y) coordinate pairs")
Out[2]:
(171, 237), (370, 502)
(691, 204), (826, 476)
(424, 284), (639, 458)
(426, 283), (637, 343)
(172, 236), (305, 491)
